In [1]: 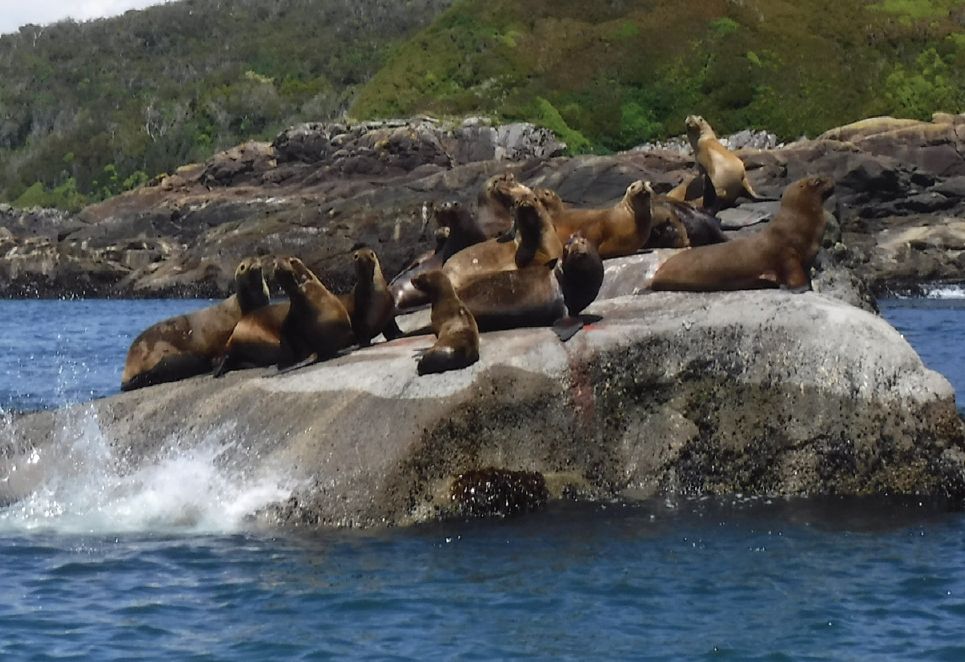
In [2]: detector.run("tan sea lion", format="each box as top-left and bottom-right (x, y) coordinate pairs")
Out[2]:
(549, 180), (652, 259)
(443, 189), (562, 290)
(651, 176), (835, 291)
(391, 201), (487, 310)
(338, 247), (396, 347)
(120, 257), (270, 391)
(454, 232), (604, 342)
(476, 172), (532, 237)
(644, 182), (728, 249)
(411, 270), (480, 375)
(212, 301), (290, 377)
(275, 256), (354, 369)
(686, 115), (769, 207)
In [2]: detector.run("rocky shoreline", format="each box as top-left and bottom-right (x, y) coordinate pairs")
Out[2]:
(1, 114), (964, 300)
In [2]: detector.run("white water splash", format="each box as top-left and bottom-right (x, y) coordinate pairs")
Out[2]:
(0, 407), (295, 536)
(924, 285), (965, 300)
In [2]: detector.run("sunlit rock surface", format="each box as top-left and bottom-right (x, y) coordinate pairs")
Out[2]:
(7, 291), (964, 528)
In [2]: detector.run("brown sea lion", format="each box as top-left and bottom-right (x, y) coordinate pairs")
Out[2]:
(411, 270), (480, 375)
(390, 201), (487, 310)
(338, 247), (396, 347)
(275, 256), (354, 369)
(549, 180), (652, 259)
(644, 182), (728, 249)
(443, 189), (562, 290)
(476, 172), (532, 237)
(121, 257), (270, 391)
(453, 232), (604, 342)
(651, 176), (835, 291)
(212, 301), (290, 377)
(686, 115), (770, 207)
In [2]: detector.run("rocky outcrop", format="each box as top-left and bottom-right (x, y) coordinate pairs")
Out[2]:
(5, 289), (963, 527)
(2, 114), (965, 297)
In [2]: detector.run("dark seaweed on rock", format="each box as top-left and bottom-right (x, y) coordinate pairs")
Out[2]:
(449, 468), (549, 519)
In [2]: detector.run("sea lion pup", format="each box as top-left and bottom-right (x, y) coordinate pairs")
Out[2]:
(549, 180), (652, 259)
(121, 257), (270, 391)
(454, 232), (604, 342)
(274, 256), (355, 369)
(338, 247), (397, 347)
(651, 176), (835, 292)
(443, 189), (563, 290)
(686, 115), (771, 207)
(476, 171), (533, 237)
(644, 182), (728, 249)
(410, 270), (480, 375)
(390, 201), (487, 310)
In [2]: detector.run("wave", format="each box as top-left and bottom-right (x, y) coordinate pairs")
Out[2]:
(0, 406), (295, 537)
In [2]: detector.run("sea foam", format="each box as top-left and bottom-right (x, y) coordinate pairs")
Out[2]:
(0, 406), (294, 536)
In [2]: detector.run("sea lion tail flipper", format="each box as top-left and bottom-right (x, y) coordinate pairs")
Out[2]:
(742, 177), (778, 202)
(552, 316), (584, 342)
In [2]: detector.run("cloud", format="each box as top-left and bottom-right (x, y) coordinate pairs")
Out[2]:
(0, 1), (167, 37)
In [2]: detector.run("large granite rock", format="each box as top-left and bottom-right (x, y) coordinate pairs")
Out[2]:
(5, 291), (963, 527)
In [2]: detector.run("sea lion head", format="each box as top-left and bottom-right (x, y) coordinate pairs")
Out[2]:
(558, 233), (604, 316)
(783, 176), (836, 207)
(234, 256), (271, 311)
(273, 255), (315, 292)
(685, 115), (713, 144)
(353, 247), (379, 280)
(411, 269), (453, 299)
(534, 188), (564, 214)
(626, 180), (652, 215)
(512, 190), (542, 233)
(487, 172), (532, 208)
(434, 200), (464, 227)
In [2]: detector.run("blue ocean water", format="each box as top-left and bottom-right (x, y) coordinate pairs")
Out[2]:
(0, 295), (961, 660)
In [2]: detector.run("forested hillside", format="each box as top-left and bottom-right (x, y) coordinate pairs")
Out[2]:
(0, 0), (452, 210)
(4, 0), (965, 211)
(352, 0), (965, 153)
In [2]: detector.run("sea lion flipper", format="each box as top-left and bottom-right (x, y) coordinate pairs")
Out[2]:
(275, 353), (320, 376)
(381, 317), (404, 341)
(552, 316), (584, 342)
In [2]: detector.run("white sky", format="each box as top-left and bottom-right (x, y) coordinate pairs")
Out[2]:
(0, 0), (169, 37)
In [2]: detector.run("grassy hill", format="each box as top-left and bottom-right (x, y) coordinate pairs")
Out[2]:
(0, 0), (452, 210)
(4, 0), (965, 211)
(351, 0), (965, 152)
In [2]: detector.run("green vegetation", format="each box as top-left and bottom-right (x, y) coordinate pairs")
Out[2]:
(5, 0), (965, 210)
(0, 0), (452, 209)
(352, 0), (965, 153)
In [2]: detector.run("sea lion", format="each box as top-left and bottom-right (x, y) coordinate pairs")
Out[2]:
(120, 257), (270, 391)
(275, 256), (354, 368)
(651, 176), (835, 291)
(212, 301), (290, 377)
(549, 180), (652, 259)
(645, 182), (728, 249)
(390, 200), (487, 310)
(410, 270), (480, 375)
(453, 232), (604, 342)
(665, 171), (720, 213)
(443, 189), (562, 290)
(476, 172), (532, 237)
(686, 115), (769, 207)
(339, 247), (396, 347)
